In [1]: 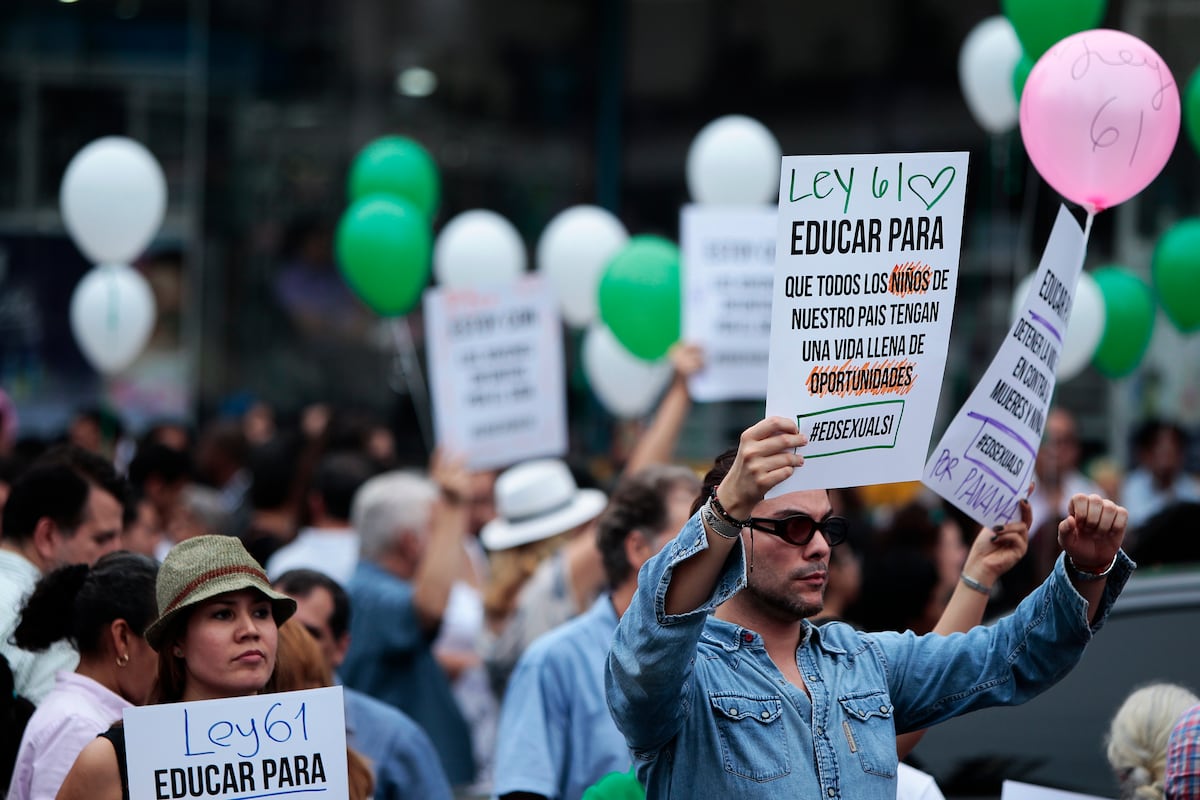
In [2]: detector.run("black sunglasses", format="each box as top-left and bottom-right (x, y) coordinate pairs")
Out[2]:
(747, 513), (848, 547)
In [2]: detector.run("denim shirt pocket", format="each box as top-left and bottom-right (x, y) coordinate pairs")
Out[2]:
(837, 690), (897, 778)
(709, 692), (790, 782)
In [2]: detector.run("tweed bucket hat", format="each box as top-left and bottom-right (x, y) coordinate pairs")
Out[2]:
(144, 535), (296, 650)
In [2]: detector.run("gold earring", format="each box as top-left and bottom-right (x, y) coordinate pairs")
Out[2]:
(116, 653), (130, 667)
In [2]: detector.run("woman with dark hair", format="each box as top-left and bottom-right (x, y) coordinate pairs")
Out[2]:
(56, 535), (296, 800)
(7, 552), (158, 800)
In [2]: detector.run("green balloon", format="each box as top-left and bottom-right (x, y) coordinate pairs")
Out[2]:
(1152, 218), (1200, 333)
(1002, 0), (1106, 59)
(348, 136), (440, 218)
(335, 196), (432, 317)
(1185, 67), (1200, 157)
(1012, 54), (1034, 106)
(1091, 266), (1155, 377)
(598, 235), (681, 361)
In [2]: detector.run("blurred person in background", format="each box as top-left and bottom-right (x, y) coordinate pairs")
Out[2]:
(1107, 683), (1200, 800)
(266, 450), (375, 585)
(480, 459), (608, 698)
(0, 389), (17, 459)
(433, 467), (501, 793)
(274, 568), (453, 800)
(126, 442), (191, 547)
(65, 408), (122, 460)
(271, 619), (374, 800)
(0, 446), (128, 702)
(1123, 420), (1200, 531)
(492, 464), (699, 800)
(1030, 408), (1102, 536)
(241, 434), (303, 567)
(193, 418), (251, 521)
(166, 484), (234, 547)
(119, 490), (162, 559)
(1166, 701), (1200, 799)
(6, 553), (158, 800)
(339, 456), (476, 788)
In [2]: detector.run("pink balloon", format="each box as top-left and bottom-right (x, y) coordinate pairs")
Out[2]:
(1020, 29), (1180, 214)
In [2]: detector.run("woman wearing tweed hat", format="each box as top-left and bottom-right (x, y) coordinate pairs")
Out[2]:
(57, 536), (297, 800)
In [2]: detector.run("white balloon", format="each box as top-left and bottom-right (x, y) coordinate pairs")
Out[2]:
(70, 263), (157, 375)
(1011, 271), (1106, 381)
(433, 209), (526, 288)
(536, 206), (628, 328)
(686, 115), (782, 205)
(60, 137), (167, 264)
(582, 324), (672, 419)
(958, 16), (1022, 135)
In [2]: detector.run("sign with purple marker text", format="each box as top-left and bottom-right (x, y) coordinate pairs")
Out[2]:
(922, 206), (1086, 528)
(766, 152), (968, 493)
(681, 205), (777, 401)
(124, 687), (347, 800)
(425, 275), (567, 470)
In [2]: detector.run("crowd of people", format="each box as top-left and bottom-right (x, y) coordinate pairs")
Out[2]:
(1, 351), (1200, 800)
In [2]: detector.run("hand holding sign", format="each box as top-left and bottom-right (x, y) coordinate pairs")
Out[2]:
(1020, 29), (1180, 214)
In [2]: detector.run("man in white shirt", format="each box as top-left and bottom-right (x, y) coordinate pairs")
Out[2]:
(0, 447), (126, 702)
(266, 452), (374, 585)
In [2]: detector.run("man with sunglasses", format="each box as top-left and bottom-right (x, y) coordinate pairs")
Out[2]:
(606, 416), (1133, 800)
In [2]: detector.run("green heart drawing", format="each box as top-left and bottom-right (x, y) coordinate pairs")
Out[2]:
(907, 166), (956, 211)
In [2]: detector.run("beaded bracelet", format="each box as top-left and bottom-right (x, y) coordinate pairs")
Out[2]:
(709, 488), (752, 528)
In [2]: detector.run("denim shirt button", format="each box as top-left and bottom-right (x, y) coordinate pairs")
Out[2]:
(760, 710), (770, 720)
(880, 705), (888, 713)
(827, 787), (837, 797)
(808, 675), (818, 681)
(815, 725), (823, 736)
(728, 707), (738, 715)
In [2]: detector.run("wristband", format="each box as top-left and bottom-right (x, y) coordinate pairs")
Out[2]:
(701, 500), (743, 540)
(959, 572), (992, 595)
(1065, 552), (1118, 581)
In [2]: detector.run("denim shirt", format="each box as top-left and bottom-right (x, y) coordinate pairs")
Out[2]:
(493, 595), (630, 800)
(605, 512), (1134, 799)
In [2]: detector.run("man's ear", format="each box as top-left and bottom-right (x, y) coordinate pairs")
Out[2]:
(31, 517), (61, 568)
(333, 632), (351, 670)
(623, 529), (652, 571)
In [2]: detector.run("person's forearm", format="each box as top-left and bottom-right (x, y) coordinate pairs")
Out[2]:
(663, 514), (740, 615)
(412, 504), (467, 631)
(624, 377), (690, 476)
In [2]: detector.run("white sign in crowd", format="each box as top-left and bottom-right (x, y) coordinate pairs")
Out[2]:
(124, 687), (347, 800)
(764, 151), (969, 494)
(923, 206), (1087, 529)
(680, 205), (777, 402)
(424, 275), (567, 471)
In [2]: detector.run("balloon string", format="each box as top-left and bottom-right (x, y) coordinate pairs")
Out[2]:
(1082, 210), (1095, 248)
(107, 268), (120, 332)
(389, 317), (433, 454)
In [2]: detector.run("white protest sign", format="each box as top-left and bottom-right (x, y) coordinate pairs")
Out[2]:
(923, 206), (1086, 528)
(124, 686), (346, 800)
(425, 274), (567, 470)
(766, 152), (968, 493)
(681, 205), (776, 401)
(1000, 780), (1110, 800)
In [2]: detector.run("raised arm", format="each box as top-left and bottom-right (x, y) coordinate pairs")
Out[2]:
(622, 343), (704, 476)
(1058, 493), (1128, 625)
(606, 417), (805, 753)
(411, 451), (469, 633)
(663, 416), (806, 615)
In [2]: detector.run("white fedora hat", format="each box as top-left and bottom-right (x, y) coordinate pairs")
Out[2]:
(480, 459), (607, 551)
